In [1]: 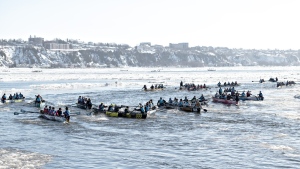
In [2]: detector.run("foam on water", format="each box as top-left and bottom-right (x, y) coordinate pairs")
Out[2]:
(0, 148), (52, 168)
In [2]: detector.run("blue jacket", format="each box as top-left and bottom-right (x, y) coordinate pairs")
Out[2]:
(64, 110), (70, 116)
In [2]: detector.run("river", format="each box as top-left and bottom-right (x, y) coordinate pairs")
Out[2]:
(0, 67), (299, 169)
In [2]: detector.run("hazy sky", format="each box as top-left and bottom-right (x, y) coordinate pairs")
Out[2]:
(1, 0), (299, 49)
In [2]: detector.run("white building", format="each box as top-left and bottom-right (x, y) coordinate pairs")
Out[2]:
(169, 43), (189, 49)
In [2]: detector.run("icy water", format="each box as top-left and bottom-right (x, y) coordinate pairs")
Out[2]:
(0, 67), (300, 169)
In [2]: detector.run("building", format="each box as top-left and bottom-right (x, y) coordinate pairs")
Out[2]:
(140, 42), (151, 46)
(169, 43), (189, 49)
(44, 41), (70, 50)
(28, 35), (44, 46)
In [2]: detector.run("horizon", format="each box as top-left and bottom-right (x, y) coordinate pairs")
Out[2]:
(1, 0), (300, 50)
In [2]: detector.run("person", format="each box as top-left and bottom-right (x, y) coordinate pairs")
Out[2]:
(178, 99), (183, 107)
(86, 98), (92, 109)
(43, 105), (49, 114)
(99, 103), (105, 111)
(191, 96), (197, 102)
(124, 106), (129, 114)
(203, 84), (206, 88)
(183, 101), (190, 107)
(217, 81), (221, 87)
(114, 105), (120, 112)
(15, 93), (19, 99)
(168, 98), (173, 104)
(219, 87), (223, 95)
(275, 77), (278, 82)
(78, 96), (82, 104)
(150, 84), (154, 90)
(56, 108), (62, 116)
(35, 94), (42, 106)
(258, 91), (264, 100)
(235, 93), (239, 104)
(108, 104), (114, 111)
(63, 107), (70, 122)
(140, 105), (145, 114)
(199, 94), (205, 102)
(8, 94), (13, 100)
(2, 93), (7, 102)
(241, 91), (245, 97)
(51, 107), (56, 116)
(145, 103), (149, 113)
(48, 106), (52, 114)
(195, 100), (202, 113)
(19, 92), (24, 99)
(184, 96), (189, 102)
(142, 85), (147, 91)
(157, 97), (165, 107)
(246, 90), (251, 97)
(180, 81), (183, 87)
(227, 94), (231, 100)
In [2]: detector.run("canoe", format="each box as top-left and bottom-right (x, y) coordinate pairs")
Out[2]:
(106, 111), (147, 119)
(212, 96), (237, 104)
(179, 87), (210, 91)
(1, 98), (25, 103)
(39, 113), (66, 122)
(92, 108), (106, 114)
(179, 106), (201, 113)
(76, 103), (92, 109)
(217, 83), (241, 87)
(240, 96), (262, 101)
(144, 88), (164, 91)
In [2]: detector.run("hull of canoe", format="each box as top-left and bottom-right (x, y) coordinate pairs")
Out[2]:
(39, 114), (66, 122)
(179, 106), (201, 113)
(106, 111), (147, 119)
(212, 97), (237, 104)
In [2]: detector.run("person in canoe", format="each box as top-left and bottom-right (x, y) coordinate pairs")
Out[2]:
(56, 108), (62, 116)
(142, 85), (147, 91)
(191, 96), (197, 102)
(195, 100), (202, 113)
(199, 94), (206, 102)
(258, 91), (264, 100)
(219, 87), (223, 95)
(19, 92), (24, 99)
(178, 99), (184, 107)
(217, 81), (221, 87)
(86, 98), (92, 109)
(99, 103), (105, 111)
(108, 104), (114, 111)
(168, 98), (173, 104)
(78, 96), (83, 104)
(235, 92), (240, 104)
(150, 85), (154, 90)
(43, 105), (49, 114)
(246, 91), (251, 97)
(63, 107), (70, 123)
(157, 97), (165, 107)
(241, 91), (246, 97)
(1, 93), (7, 103)
(113, 105), (120, 112)
(140, 104), (145, 114)
(8, 94), (13, 100)
(124, 106), (129, 114)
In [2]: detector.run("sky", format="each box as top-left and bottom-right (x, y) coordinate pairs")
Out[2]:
(1, 0), (300, 50)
